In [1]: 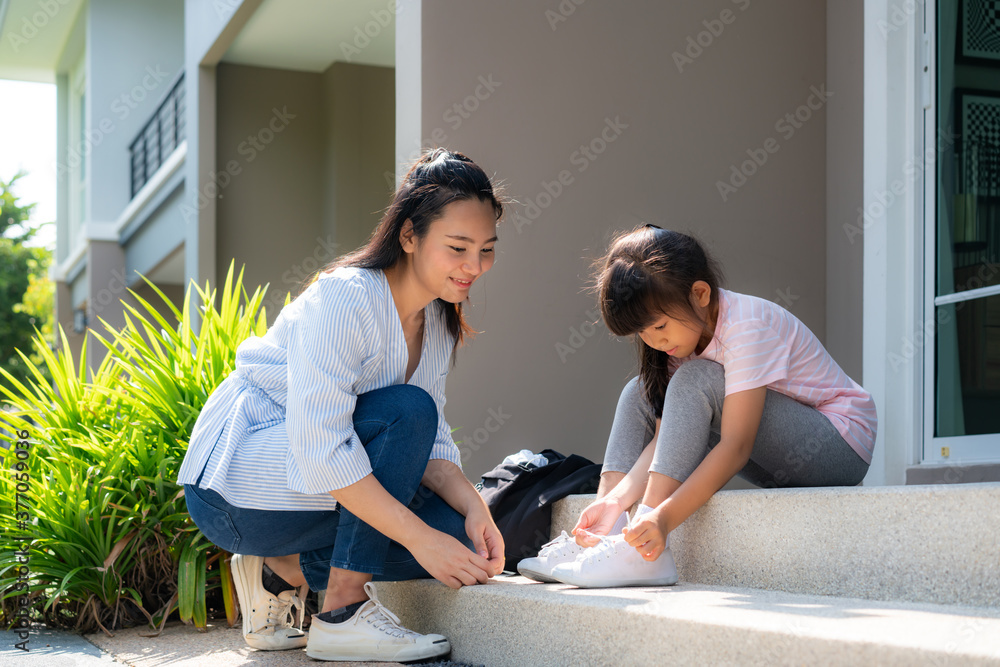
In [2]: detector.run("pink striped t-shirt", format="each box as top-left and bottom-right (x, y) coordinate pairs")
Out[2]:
(676, 288), (877, 464)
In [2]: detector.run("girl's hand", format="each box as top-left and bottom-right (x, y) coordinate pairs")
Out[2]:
(464, 505), (506, 575)
(408, 526), (495, 589)
(623, 507), (668, 561)
(572, 495), (626, 547)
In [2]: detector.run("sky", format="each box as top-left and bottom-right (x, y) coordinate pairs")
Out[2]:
(1, 78), (57, 250)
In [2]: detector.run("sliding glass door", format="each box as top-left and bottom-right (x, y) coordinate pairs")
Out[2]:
(927, 0), (1000, 462)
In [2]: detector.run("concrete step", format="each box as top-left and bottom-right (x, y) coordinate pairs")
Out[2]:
(372, 577), (1000, 667)
(550, 482), (1000, 607)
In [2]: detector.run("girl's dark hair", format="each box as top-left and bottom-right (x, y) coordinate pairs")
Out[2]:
(315, 148), (503, 350)
(593, 225), (723, 416)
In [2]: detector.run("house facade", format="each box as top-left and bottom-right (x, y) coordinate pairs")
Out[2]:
(1, 0), (996, 486)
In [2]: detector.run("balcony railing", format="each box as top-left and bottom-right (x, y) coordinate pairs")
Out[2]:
(128, 72), (185, 199)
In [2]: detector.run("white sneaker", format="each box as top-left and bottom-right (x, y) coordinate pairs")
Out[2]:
(549, 534), (679, 588)
(517, 531), (587, 583)
(231, 554), (307, 650)
(305, 582), (451, 662)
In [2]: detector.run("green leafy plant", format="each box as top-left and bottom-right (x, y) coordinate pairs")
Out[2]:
(0, 263), (270, 634)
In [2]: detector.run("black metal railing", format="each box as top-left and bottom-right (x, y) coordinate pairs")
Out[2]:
(128, 72), (186, 199)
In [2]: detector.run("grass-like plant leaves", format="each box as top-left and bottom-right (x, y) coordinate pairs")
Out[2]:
(0, 262), (274, 635)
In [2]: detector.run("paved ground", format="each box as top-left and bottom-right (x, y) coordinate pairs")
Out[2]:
(0, 626), (118, 666)
(0, 623), (481, 666)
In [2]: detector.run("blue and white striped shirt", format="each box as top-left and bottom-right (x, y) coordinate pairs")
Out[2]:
(176, 267), (462, 511)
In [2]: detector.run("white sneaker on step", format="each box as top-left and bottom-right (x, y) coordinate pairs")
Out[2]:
(549, 534), (679, 588)
(306, 582), (451, 662)
(231, 554), (307, 650)
(517, 530), (587, 583)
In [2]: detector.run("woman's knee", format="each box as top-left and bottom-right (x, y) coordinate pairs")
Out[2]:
(355, 384), (437, 443)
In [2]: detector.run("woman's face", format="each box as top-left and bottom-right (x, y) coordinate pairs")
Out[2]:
(403, 198), (498, 303)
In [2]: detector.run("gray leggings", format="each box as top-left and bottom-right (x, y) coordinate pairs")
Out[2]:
(603, 360), (869, 488)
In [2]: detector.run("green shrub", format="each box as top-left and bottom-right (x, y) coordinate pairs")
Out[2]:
(0, 263), (272, 634)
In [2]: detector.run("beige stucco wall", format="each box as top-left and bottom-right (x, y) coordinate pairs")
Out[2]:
(406, 0), (852, 480)
(322, 63), (397, 257)
(215, 62), (394, 316)
(826, 0), (864, 384)
(215, 63), (326, 309)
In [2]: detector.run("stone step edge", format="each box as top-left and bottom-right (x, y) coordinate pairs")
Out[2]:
(547, 483), (1000, 608)
(373, 577), (1000, 667)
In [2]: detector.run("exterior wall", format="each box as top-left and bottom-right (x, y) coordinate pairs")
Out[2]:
(214, 63), (326, 312)
(85, 240), (138, 369)
(182, 0), (264, 299)
(55, 282), (84, 372)
(131, 281), (186, 331)
(862, 0), (924, 486)
(52, 14), (85, 361)
(87, 0), (184, 227)
(50, 0), (184, 369)
(123, 184), (187, 284)
(405, 0), (834, 480)
(826, 0), (864, 384)
(214, 61), (394, 318)
(321, 63), (396, 256)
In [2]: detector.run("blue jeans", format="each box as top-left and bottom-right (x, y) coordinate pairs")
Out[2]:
(184, 384), (473, 592)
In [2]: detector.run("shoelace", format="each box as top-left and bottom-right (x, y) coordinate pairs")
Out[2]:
(353, 582), (420, 640)
(265, 585), (305, 634)
(537, 531), (580, 557)
(579, 535), (629, 565)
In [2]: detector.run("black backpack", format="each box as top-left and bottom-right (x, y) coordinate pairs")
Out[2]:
(476, 449), (601, 570)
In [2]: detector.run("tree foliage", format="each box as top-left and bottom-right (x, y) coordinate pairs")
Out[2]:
(0, 171), (53, 393)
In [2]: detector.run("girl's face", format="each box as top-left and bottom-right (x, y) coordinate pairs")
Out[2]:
(637, 281), (715, 358)
(401, 198), (498, 303)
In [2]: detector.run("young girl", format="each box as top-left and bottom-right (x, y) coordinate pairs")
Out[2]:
(519, 224), (876, 588)
(177, 149), (506, 661)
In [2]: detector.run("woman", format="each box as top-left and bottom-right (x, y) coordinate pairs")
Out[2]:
(177, 149), (506, 662)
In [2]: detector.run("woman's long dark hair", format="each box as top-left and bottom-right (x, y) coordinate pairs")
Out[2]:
(315, 148), (503, 350)
(593, 225), (723, 416)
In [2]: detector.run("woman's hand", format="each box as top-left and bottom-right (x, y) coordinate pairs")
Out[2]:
(329, 474), (494, 589)
(623, 506), (668, 561)
(572, 495), (627, 547)
(419, 460), (505, 579)
(408, 525), (495, 589)
(464, 505), (506, 575)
